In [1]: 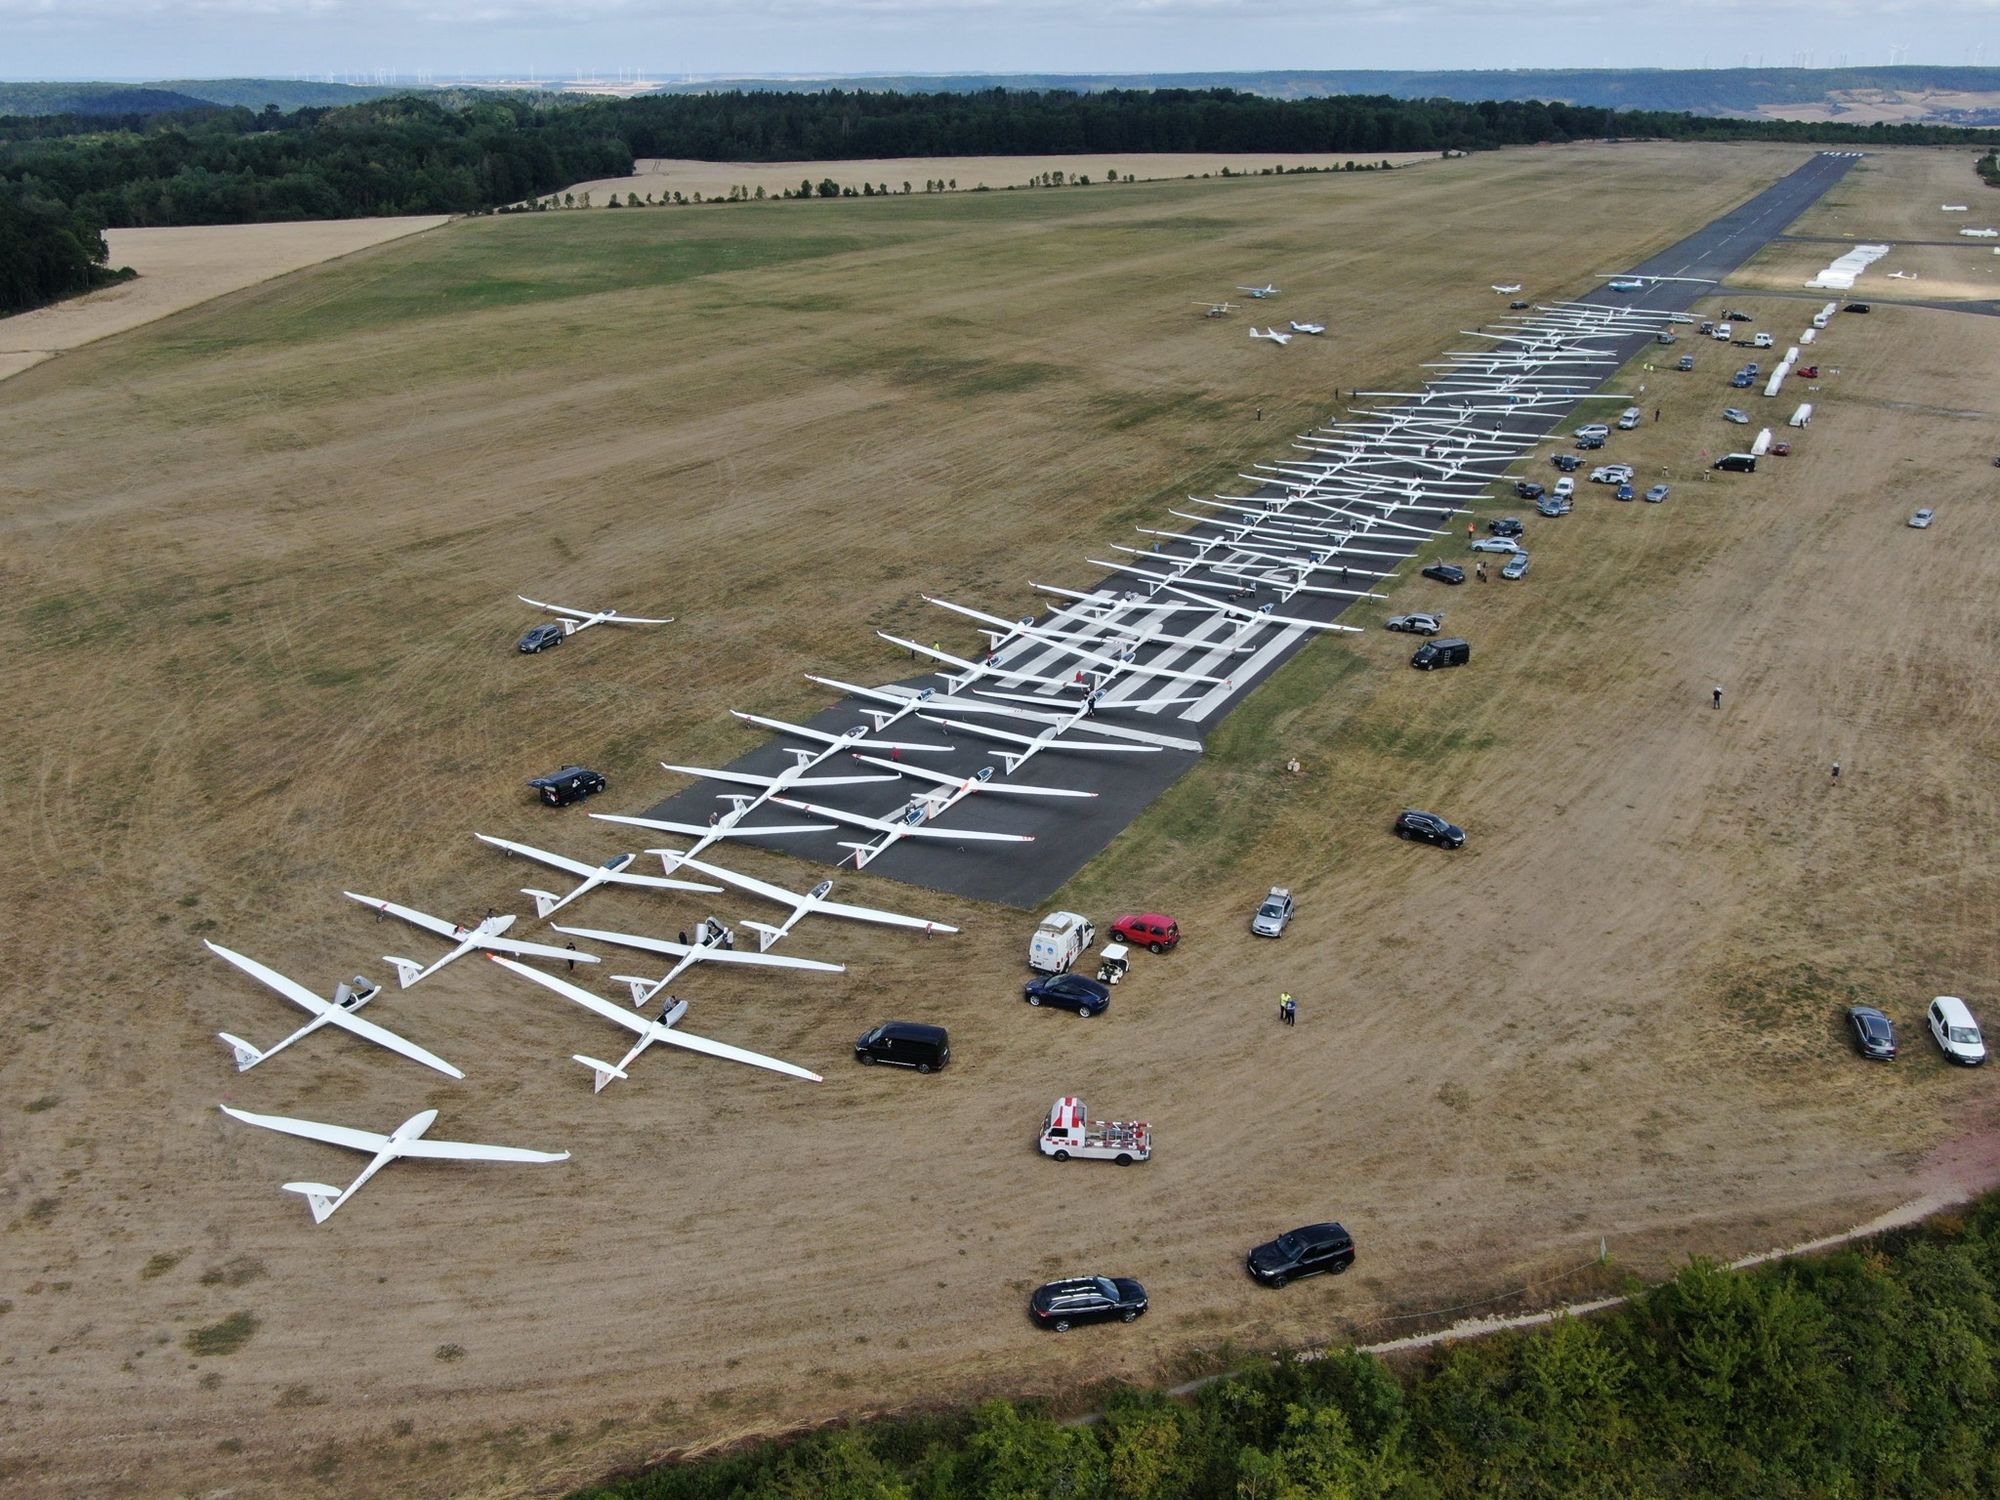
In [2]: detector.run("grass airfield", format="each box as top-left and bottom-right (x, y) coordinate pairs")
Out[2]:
(3, 141), (1997, 1498)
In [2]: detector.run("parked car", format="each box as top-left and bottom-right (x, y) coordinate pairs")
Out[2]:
(1730, 371), (1754, 389)
(1909, 508), (1936, 528)
(1615, 483), (1635, 501)
(1251, 886), (1295, 938)
(1024, 972), (1112, 1017)
(1489, 516), (1525, 536)
(1575, 433), (1606, 451)
(1928, 996), (1986, 1065)
(1421, 562), (1466, 586)
(1513, 481), (1546, 501)
(1246, 1223), (1356, 1287)
(1536, 497), (1572, 518)
(1745, 362), (1761, 376)
(1411, 637), (1471, 670)
(1723, 408), (1750, 424)
(1589, 463), (1634, 485)
(1552, 477), (1576, 500)
(1508, 299), (1530, 309)
(854, 1021), (950, 1072)
(1497, 552), (1527, 581)
(1030, 1276), (1148, 1331)
(1469, 537), (1520, 555)
(1573, 423), (1610, 441)
(516, 622), (565, 653)
(1644, 484), (1671, 504)
(1845, 1006), (1897, 1062)
(1798, 365), (1819, 380)
(1111, 913), (1179, 954)
(1394, 809), (1465, 848)
(1771, 442), (1792, 457)
(1385, 612), (1444, 635)
(1697, 320), (1715, 335)
(1725, 309), (1753, 322)
(1845, 302), (1872, 314)
(1677, 354), (1696, 371)
(527, 766), (606, 807)
(1714, 453), (1757, 473)
(1550, 453), (1582, 473)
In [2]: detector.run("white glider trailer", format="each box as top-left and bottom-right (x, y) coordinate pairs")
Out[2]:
(1038, 1097), (1152, 1164)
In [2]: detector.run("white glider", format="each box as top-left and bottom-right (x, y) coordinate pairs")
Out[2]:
(219, 1104), (568, 1224)
(488, 955), (821, 1092)
(516, 595), (673, 634)
(672, 854), (957, 951)
(207, 940), (463, 1079)
(473, 833), (722, 919)
(923, 596), (1232, 687)
(770, 781), (1035, 869)
(553, 915), (843, 1006)
(1250, 327), (1292, 345)
(729, 710), (952, 756)
(343, 891), (596, 989)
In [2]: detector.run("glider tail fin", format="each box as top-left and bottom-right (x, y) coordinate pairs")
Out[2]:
(612, 973), (666, 1009)
(217, 1032), (265, 1072)
(522, 887), (563, 920)
(741, 921), (785, 952)
(384, 955), (427, 990)
(281, 1182), (343, 1225)
(836, 841), (879, 868)
(574, 1054), (628, 1094)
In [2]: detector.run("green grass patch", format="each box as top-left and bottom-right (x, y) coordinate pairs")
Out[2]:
(140, 1247), (191, 1280)
(185, 1310), (260, 1357)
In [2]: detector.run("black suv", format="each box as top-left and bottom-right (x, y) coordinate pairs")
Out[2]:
(1024, 972), (1111, 1017)
(1513, 481), (1545, 501)
(528, 766), (607, 807)
(1420, 562), (1466, 586)
(1488, 517), (1524, 537)
(1030, 1276), (1148, 1330)
(1247, 1223), (1355, 1287)
(517, 622), (565, 653)
(1394, 809), (1465, 848)
(1550, 453), (1582, 472)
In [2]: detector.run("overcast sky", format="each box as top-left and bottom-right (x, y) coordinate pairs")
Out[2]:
(5, 0), (1998, 83)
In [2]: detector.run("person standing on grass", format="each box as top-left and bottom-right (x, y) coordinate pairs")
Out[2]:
(1831, 761), (1841, 783)
(1712, 685), (1723, 710)
(1279, 991), (1293, 1026)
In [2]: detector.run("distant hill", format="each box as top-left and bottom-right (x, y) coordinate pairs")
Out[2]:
(648, 67), (2000, 124)
(0, 78), (417, 117)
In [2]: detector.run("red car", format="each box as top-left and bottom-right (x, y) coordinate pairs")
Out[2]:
(1798, 365), (1819, 380)
(1111, 914), (1180, 953)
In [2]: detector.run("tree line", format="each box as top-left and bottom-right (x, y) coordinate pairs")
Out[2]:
(569, 1194), (2000, 1498)
(0, 182), (127, 319)
(5, 86), (1997, 315)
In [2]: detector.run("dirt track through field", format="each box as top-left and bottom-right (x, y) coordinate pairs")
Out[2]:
(3, 143), (1997, 1499)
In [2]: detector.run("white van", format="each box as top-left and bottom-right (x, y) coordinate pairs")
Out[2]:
(1929, 996), (1987, 1066)
(1713, 323), (1733, 341)
(1616, 407), (1643, 430)
(1029, 912), (1096, 974)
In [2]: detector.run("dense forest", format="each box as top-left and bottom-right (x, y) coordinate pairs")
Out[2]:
(0, 182), (120, 318)
(5, 85), (1997, 315)
(0, 78), (409, 117)
(573, 1196), (2000, 1499)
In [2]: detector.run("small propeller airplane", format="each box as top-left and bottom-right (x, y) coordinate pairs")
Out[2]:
(552, 915), (842, 1007)
(344, 891), (596, 989)
(1250, 327), (1292, 346)
(207, 940), (463, 1079)
(516, 595), (674, 636)
(473, 833), (722, 918)
(671, 854), (957, 951)
(219, 1104), (568, 1224)
(1490, 283), (1523, 294)
(488, 956), (821, 1092)
(1237, 283), (1280, 298)
(1193, 299), (1237, 318)
(1288, 320), (1326, 335)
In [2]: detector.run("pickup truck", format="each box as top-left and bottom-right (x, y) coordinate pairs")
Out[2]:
(1040, 1097), (1151, 1164)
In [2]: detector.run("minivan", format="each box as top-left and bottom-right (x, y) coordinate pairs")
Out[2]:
(1617, 407), (1643, 430)
(1411, 637), (1471, 670)
(1928, 996), (1985, 1066)
(1713, 453), (1758, 473)
(855, 1021), (950, 1072)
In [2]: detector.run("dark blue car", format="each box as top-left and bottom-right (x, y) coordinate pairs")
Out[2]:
(1024, 972), (1111, 1017)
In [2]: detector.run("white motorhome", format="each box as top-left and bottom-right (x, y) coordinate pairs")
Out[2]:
(1038, 1097), (1151, 1163)
(1029, 912), (1096, 973)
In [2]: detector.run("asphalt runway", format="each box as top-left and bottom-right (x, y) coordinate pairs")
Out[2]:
(627, 151), (1862, 911)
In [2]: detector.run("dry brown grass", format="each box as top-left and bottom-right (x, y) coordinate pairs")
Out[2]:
(7, 141), (1996, 1500)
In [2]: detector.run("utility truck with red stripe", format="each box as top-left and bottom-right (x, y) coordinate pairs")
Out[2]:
(1038, 1097), (1151, 1164)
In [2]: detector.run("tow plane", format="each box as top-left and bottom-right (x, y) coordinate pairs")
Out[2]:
(1288, 320), (1326, 336)
(1193, 299), (1237, 318)
(219, 1104), (567, 1224)
(488, 956), (821, 1092)
(672, 854), (957, 950)
(516, 595), (673, 636)
(551, 916), (843, 1006)
(1237, 283), (1280, 298)
(343, 891), (596, 989)
(207, 940), (463, 1079)
(1490, 283), (1523, 294)
(473, 833), (722, 918)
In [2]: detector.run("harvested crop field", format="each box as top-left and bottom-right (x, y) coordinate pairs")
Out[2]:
(2, 142), (1995, 1500)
